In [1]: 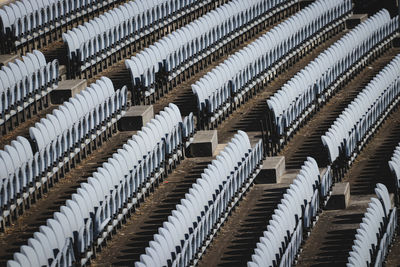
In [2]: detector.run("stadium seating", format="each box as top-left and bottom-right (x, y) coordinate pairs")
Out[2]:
(135, 130), (263, 267)
(2, 1), (400, 266)
(0, 0), (127, 54)
(321, 54), (400, 176)
(0, 50), (59, 135)
(63, 0), (225, 79)
(126, 0), (296, 104)
(247, 157), (330, 267)
(267, 9), (398, 156)
(5, 102), (195, 266)
(347, 184), (397, 267)
(0, 76), (127, 231)
(192, 0), (352, 129)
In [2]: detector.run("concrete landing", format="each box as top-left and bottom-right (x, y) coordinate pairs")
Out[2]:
(327, 182), (351, 210)
(190, 130), (218, 157)
(346, 14), (368, 29)
(279, 169), (300, 184)
(50, 79), (87, 104)
(256, 156), (285, 183)
(299, 0), (314, 9)
(118, 105), (154, 131)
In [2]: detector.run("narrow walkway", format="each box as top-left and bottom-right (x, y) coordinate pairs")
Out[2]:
(296, 196), (370, 267)
(198, 184), (287, 267)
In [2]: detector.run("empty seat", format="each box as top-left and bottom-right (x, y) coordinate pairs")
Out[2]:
(0, 136), (34, 216)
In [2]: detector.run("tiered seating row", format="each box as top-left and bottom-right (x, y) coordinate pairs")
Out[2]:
(6, 103), (195, 266)
(192, 0), (351, 129)
(135, 131), (263, 267)
(321, 54), (400, 177)
(266, 9), (398, 155)
(64, 0), (225, 79)
(0, 0), (126, 54)
(247, 157), (331, 267)
(126, 0), (296, 104)
(389, 143), (400, 204)
(347, 184), (397, 267)
(0, 50), (59, 135)
(0, 76), (126, 231)
(29, 76), (127, 172)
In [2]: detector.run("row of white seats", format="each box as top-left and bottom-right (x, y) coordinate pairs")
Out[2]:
(0, 136), (35, 212)
(0, 76), (126, 225)
(321, 54), (400, 165)
(63, 0), (201, 77)
(126, 0), (291, 97)
(389, 143), (400, 190)
(29, 76), (127, 177)
(192, 0), (351, 118)
(6, 103), (195, 267)
(347, 184), (397, 267)
(268, 9), (398, 136)
(135, 131), (263, 267)
(0, 50), (59, 125)
(248, 157), (325, 267)
(0, 0), (124, 52)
